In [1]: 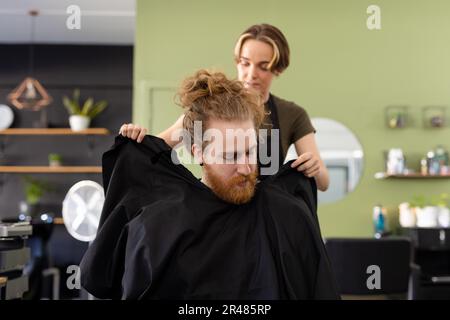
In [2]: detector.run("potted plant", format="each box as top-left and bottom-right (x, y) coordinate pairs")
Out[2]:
(435, 193), (450, 227)
(409, 195), (444, 228)
(63, 89), (108, 131)
(48, 153), (62, 167)
(21, 176), (53, 218)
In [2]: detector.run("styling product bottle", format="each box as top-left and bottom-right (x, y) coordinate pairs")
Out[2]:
(420, 157), (428, 175)
(427, 150), (439, 175)
(435, 145), (449, 175)
(373, 205), (386, 238)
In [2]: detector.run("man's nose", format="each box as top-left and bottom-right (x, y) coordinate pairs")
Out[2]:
(236, 162), (252, 176)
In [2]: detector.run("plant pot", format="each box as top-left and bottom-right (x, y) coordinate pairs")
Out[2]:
(438, 206), (450, 228)
(69, 115), (90, 131)
(399, 203), (416, 228)
(416, 206), (438, 228)
(49, 159), (62, 167)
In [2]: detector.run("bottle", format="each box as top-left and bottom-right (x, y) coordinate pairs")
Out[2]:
(420, 157), (428, 175)
(375, 211), (385, 238)
(427, 150), (438, 175)
(373, 205), (386, 238)
(387, 149), (405, 174)
(435, 145), (449, 175)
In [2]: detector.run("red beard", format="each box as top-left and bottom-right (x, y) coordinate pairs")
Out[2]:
(204, 168), (258, 204)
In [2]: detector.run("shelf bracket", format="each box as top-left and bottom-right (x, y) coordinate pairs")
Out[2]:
(86, 135), (96, 159)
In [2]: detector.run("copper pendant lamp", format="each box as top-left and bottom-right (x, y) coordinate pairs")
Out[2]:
(7, 10), (52, 111)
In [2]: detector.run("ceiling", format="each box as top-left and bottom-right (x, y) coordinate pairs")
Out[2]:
(0, 0), (135, 45)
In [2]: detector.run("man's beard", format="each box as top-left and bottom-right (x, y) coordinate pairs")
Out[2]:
(204, 167), (258, 205)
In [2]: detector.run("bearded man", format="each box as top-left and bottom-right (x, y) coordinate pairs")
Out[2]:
(80, 70), (338, 300)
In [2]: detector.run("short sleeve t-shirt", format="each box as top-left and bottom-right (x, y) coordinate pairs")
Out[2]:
(262, 94), (315, 160)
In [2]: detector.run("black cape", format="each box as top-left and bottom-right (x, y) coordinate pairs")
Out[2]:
(80, 135), (339, 300)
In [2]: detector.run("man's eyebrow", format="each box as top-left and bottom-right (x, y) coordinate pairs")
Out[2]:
(224, 144), (257, 155)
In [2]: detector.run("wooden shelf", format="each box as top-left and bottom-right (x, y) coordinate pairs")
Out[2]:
(0, 166), (102, 173)
(375, 172), (450, 179)
(0, 128), (110, 135)
(53, 217), (65, 225)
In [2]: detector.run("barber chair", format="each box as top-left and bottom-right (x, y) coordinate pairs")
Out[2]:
(324, 237), (413, 299)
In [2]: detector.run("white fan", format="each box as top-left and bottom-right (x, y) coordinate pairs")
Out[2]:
(62, 180), (105, 242)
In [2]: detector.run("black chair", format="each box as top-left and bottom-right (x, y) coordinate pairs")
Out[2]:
(324, 237), (413, 299)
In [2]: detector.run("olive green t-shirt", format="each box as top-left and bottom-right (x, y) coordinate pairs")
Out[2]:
(263, 94), (316, 160)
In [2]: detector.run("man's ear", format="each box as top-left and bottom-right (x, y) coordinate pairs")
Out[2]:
(191, 143), (203, 165)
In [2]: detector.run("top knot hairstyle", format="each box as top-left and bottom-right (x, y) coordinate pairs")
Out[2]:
(177, 69), (265, 146)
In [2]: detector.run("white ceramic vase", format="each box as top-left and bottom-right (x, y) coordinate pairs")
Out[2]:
(69, 115), (90, 131)
(416, 206), (439, 228)
(399, 202), (416, 228)
(438, 207), (450, 228)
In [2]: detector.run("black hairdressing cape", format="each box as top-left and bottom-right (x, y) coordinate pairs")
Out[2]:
(80, 135), (339, 300)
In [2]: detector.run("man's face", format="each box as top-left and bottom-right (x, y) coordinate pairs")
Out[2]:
(194, 118), (258, 205)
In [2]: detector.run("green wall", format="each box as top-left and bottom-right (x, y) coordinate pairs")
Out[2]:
(133, 0), (450, 237)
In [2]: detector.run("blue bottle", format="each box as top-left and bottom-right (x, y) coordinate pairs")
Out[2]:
(374, 209), (385, 239)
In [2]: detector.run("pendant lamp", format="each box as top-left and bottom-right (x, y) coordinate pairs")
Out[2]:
(7, 10), (52, 111)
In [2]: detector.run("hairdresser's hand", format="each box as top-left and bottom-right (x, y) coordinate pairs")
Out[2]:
(119, 123), (148, 143)
(290, 152), (321, 178)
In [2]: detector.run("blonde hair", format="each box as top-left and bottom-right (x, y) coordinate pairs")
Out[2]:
(234, 24), (290, 74)
(177, 69), (265, 147)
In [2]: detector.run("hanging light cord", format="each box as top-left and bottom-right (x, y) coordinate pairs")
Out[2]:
(28, 10), (38, 76)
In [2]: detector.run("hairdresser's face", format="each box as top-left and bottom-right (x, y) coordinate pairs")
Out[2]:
(237, 39), (276, 102)
(194, 118), (258, 204)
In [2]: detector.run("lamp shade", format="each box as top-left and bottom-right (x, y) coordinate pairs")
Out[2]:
(7, 77), (52, 111)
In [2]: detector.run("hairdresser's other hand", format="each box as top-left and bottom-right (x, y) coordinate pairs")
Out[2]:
(119, 123), (147, 143)
(290, 152), (321, 178)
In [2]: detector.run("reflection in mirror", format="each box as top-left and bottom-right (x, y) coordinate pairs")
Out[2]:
(284, 118), (364, 204)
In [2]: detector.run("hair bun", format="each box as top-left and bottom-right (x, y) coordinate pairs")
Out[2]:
(178, 69), (242, 110)
(176, 69), (266, 148)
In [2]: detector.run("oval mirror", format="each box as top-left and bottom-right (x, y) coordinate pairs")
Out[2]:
(284, 118), (364, 204)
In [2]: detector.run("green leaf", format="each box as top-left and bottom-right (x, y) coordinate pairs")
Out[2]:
(62, 96), (80, 115)
(22, 176), (53, 205)
(88, 100), (108, 119)
(81, 97), (94, 116)
(62, 89), (108, 119)
(73, 89), (80, 108)
(410, 195), (427, 208)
